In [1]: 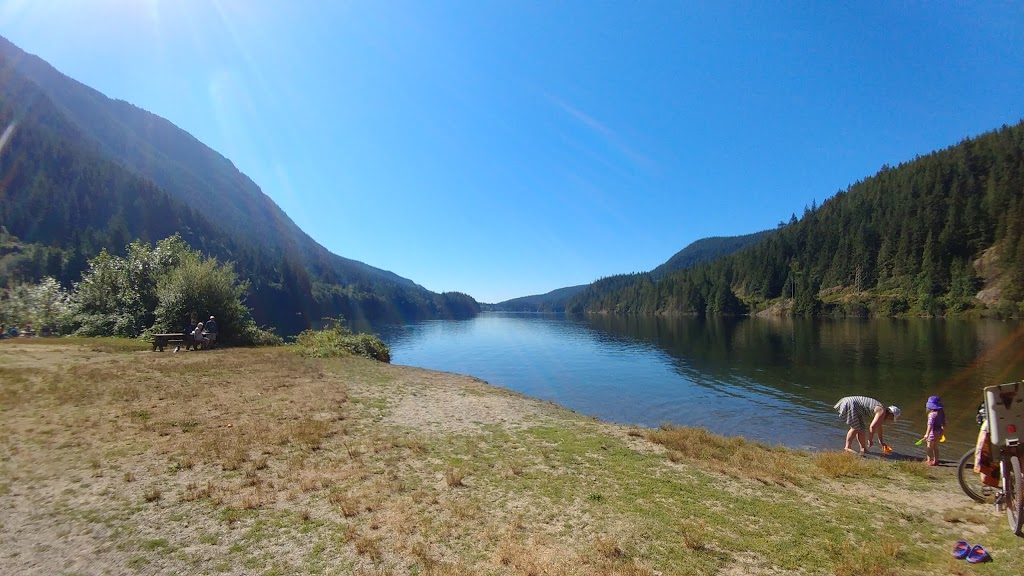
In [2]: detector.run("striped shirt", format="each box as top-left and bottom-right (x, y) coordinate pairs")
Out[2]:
(834, 396), (882, 430)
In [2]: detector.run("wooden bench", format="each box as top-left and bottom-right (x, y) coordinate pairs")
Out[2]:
(152, 332), (202, 352)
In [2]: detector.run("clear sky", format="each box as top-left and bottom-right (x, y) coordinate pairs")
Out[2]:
(2, 1), (1023, 303)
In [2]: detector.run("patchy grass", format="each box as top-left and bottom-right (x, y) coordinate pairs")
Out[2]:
(648, 424), (807, 485)
(1, 339), (1022, 575)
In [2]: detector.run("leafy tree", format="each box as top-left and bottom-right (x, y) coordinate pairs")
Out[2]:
(152, 255), (256, 344)
(68, 249), (151, 337)
(54, 234), (270, 344)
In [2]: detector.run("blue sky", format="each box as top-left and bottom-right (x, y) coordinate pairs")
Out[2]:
(3, 1), (1023, 303)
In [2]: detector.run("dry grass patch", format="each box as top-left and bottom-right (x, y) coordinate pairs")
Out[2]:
(812, 450), (886, 478)
(143, 486), (162, 502)
(593, 535), (627, 559)
(828, 537), (903, 576)
(181, 480), (216, 502)
(678, 518), (708, 551)
(291, 418), (333, 450)
(353, 533), (383, 561)
(329, 491), (361, 517)
(648, 424), (805, 485)
(444, 466), (467, 487)
(942, 508), (990, 525)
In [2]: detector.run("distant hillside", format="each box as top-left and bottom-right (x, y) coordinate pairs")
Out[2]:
(493, 233), (773, 313)
(485, 284), (588, 313)
(567, 121), (1024, 318)
(0, 37), (478, 333)
(649, 231), (772, 280)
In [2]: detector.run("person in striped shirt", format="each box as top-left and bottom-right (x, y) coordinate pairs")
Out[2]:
(834, 396), (901, 454)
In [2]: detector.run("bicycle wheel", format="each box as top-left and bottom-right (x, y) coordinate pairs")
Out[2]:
(1003, 454), (1023, 536)
(958, 449), (997, 504)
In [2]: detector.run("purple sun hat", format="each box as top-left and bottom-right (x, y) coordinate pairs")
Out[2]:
(926, 396), (944, 410)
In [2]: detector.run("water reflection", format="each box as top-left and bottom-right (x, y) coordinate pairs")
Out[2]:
(374, 313), (1024, 454)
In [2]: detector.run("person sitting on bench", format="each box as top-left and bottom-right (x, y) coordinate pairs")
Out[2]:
(192, 322), (209, 350)
(204, 315), (218, 348)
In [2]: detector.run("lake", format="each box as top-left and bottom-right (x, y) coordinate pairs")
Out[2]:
(373, 313), (1024, 456)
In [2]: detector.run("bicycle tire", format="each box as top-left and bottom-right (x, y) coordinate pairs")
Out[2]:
(958, 449), (996, 504)
(1004, 454), (1023, 536)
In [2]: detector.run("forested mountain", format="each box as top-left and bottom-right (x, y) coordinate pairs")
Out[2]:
(0, 37), (478, 334)
(649, 231), (771, 280)
(566, 121), (1024, 318)
(489, 232), (772, 313)
(485, 284), (587, 313)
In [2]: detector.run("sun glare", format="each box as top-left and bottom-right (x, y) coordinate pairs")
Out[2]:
(0, 0), (165, 44)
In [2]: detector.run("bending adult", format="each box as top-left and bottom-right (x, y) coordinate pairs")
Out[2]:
(833, 396), (901, 454)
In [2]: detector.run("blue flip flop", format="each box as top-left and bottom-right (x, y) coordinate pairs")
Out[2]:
(966, 544), (991, 564)
(951, 540), (970, 559)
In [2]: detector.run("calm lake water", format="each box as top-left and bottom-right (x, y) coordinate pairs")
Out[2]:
(372, 313), (1024, 456)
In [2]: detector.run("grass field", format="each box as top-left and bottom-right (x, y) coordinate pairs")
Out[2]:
(1, 339), (1022, 575)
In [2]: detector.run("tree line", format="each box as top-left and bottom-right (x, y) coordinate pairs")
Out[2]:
(1, 234), (280, 345)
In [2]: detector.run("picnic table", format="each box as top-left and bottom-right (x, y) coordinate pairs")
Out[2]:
(151, 332), (205, 352)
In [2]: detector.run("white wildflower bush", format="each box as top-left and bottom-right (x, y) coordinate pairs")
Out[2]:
(0, 276), (71, 332)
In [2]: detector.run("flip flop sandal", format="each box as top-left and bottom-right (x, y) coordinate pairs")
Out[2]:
(966, 544), (991, 564)
(951, 540), (970, 559)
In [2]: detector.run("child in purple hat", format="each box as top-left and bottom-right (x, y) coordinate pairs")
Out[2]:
(923, 396), (945, 465)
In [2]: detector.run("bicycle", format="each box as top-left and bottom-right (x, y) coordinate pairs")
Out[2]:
(957, 381), (1024, 536)
(957, 449), (993, 499)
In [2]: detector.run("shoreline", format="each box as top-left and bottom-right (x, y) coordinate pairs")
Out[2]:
(0, 339), (1018, 574)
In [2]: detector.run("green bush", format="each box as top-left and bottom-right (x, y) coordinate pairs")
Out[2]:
(67, 243), (163, 337)
(241, 325), (285, 347)
(56, 235), (274, 346)
(873, 296), (909, 317)
(345, 333), (392, 362)
(152, 257), (256, 346)
(294, 319), (391, 362)
(0, 277), (72, 333)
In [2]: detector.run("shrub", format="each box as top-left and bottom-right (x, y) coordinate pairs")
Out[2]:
(0, 277), (72, 332)
(242, 326), (285, 347)
(873, 296), (909, 316)
(293, 318), (391, 362)
(152, 257), (256, 346)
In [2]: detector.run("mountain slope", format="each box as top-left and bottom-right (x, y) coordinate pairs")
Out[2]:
(566, 121), (1024, 317)
(485, 284), (588, 312)
(492, 232), (773, 313)
(649, 230), (772, 280)
(0, 38), (478, 333)
(0, 50), (239, 259)
(0, 36), (422, 291)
